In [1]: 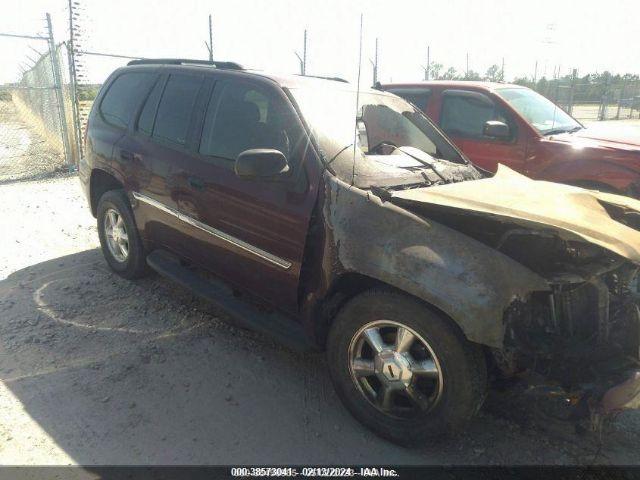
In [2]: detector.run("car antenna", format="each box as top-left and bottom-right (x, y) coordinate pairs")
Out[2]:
(351, 13), (364, 187)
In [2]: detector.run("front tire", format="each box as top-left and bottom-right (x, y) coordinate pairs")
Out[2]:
(327, 288), (487, 445)
(97, 189), (148, 279)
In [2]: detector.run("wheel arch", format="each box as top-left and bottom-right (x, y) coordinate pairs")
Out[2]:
(314, 271), (466, 350)
(89, 168), (124, 217)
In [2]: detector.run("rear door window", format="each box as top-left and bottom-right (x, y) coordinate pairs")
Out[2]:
(440, 90), (514, 139)
(152, 74), (203, 146)
(387, 89), (431, 111)
(99, 72), (156, 129)
(199, 80), (302, 163)
(137, 76), (165, 136)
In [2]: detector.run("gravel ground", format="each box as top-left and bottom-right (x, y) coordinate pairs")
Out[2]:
(0, 100), (67, 185)
(0, 175), (639, 466)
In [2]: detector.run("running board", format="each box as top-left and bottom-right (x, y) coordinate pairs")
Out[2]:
(146, 250), (315, 352)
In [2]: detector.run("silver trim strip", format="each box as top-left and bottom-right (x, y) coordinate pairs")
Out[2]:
(132, 191), (292, 270)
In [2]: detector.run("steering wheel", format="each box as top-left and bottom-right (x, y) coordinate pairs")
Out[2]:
(369, 140), (398, 154)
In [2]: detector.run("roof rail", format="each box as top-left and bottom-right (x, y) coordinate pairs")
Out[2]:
(127, 58), (244, 70)
(295, 74), (349, 83)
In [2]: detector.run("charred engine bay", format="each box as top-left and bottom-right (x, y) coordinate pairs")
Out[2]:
(399, 202), (640, 389)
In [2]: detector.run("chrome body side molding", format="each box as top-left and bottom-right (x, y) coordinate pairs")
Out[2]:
(132, 191), (292, 270)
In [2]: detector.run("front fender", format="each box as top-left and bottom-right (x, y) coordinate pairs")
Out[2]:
(324, 175), (549, 348)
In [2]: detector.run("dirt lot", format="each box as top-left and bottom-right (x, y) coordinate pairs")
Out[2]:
(1, 175), (639, 466)
(0, 100), (67, 185)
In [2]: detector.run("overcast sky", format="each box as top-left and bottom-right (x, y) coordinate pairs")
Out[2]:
(1, 0), (639, 85)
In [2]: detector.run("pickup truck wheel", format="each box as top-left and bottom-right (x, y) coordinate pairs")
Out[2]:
(97, 189), (148, 279)
(327, 288), (487, 445)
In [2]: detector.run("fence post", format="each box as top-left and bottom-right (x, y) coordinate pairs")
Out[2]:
(46, 13), (73, 169)
(67, 0), (83, 161)
(616, 78), (627, 120)
(598, 78), (608, 121)
(567, 69), (576, 115)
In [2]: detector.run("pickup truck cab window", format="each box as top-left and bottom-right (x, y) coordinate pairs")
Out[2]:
(440, 90), (515, 141)
(385, 88), (431, 111)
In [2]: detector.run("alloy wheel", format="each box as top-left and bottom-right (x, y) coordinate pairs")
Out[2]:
(104, 207), (129, 263)
(348, 320), (443, 418)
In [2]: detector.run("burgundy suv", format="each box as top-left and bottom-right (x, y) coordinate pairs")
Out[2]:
(381, 81), (640, 196)
(79, 60), (640, 444)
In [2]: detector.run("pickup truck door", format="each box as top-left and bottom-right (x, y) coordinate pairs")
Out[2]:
(169, 77), (318, 314)
(438, 89), (526, 173)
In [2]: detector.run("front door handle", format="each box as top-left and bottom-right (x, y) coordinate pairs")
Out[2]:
(188, 176), (205, 190)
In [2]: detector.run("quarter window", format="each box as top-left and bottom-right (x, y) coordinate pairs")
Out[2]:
(199, 81), (301, 161)
(440, 91), (513, 140)
(153, 74), (203, 146)
(100, 72), (155, 129)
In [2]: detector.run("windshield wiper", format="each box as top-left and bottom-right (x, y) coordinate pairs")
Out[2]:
(543, 126), (581, 136)
(394, 146), (448, 183)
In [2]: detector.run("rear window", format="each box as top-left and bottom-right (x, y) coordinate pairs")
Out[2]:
(99, 72), (155, 129)
(152, 74), (203, 146)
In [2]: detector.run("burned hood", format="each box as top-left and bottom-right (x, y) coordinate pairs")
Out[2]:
(390, 165), (640, 264)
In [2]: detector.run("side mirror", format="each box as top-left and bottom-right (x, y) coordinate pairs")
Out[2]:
(483, 120), (510, 139)
(235, 149), (290, 180)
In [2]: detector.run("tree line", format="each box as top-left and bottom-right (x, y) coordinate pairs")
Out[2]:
(425, 62), (640, 102)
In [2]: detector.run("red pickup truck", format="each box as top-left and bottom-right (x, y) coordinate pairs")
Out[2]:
(381, 81), (640, 196)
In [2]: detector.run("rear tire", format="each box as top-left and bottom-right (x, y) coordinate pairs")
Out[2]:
(97, 189), (149, 279)
(327, 288), (487, 445)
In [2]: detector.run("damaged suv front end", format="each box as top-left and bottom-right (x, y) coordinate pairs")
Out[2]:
(289, 81), (640, 438)
(390, 167), (640, 421)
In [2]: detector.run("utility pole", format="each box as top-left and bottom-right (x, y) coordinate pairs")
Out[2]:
(303, 29), (307, 75)
(466, 52), (469, 78)
(533, 60), (538, 84)
(501, 57), (505, 81)
(205, 14), (213, 61)
(46, 13), (72, 169)
(425, 45), (430, 80)
(370, 37), (378, 85)
(295, 29), (307, 75)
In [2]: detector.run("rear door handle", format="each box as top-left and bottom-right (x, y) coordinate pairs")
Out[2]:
(120, 149), (134, 161)
(188, 176), (205, 190)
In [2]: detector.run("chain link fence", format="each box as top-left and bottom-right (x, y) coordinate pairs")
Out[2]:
(527, 76), (640, 122)
(0, 17), (77, 184)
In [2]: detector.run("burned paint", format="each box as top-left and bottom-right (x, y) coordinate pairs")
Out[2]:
(305, 172), (549, 349)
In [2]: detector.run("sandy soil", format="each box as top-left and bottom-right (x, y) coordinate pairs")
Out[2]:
(0, 175), (639, 466)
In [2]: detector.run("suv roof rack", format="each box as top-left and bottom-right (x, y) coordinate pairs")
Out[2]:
(127, 58), (244, 70)
(295, 74), (349, 83)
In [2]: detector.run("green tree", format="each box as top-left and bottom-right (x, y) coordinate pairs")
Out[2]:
(484, 64), (503, 82)
(440, 67), (458, 80)
(463, 70), (481, 81)
(427, 62), (443, 80)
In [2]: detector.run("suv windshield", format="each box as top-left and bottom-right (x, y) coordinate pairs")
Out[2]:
(496, 87), (582, 135)
(288, 86), (466, 167)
